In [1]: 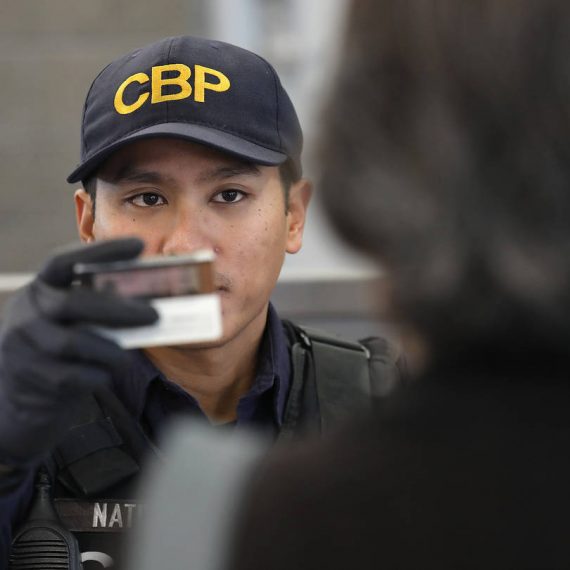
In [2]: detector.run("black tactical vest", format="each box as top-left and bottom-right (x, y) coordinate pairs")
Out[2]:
(10, 322), (401, 569)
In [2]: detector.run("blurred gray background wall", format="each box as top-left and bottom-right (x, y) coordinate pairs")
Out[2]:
(0, 0), (207, 271)
(0, 0), (387, 340)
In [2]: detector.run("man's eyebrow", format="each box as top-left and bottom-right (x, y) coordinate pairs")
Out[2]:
(110, 166), (177, 187)
(195, 163), (261, 184)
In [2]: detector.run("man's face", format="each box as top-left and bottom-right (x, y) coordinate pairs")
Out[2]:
(75, 138), (310, 347)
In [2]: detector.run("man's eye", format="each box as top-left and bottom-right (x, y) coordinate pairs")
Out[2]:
(129, 193), (166, 207)
(212, 190), (246, 204)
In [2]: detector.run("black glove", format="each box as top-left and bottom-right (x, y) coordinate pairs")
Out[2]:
(0, 238), (158, 467)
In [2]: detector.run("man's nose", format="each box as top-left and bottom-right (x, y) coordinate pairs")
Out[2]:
(160, 207), (214, 256)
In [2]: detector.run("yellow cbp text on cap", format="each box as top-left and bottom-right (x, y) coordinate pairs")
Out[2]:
(114, 64), (231, 115)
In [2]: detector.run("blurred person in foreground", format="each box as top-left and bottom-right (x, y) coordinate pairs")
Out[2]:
(0, 35), (401, 569)
(227, 1), (570, 568)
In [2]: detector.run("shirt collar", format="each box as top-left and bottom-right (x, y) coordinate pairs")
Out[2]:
(114, 348), (162, 419)
(236, 302), (291, 426)
(266, 302), (292, 425)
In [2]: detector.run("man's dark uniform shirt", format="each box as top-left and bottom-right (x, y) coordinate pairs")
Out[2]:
(0, 304), (290, 565)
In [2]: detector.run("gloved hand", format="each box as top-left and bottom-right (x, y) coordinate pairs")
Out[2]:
(0, 238), (158, 467)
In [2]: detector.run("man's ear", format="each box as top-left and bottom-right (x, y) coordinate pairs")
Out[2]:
(74, 188), (95, 243)
(286, 178), (312, 254)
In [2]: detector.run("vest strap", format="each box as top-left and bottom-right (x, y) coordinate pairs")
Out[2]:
(279, 342), (308, 440)
(280, 321), (373, 438)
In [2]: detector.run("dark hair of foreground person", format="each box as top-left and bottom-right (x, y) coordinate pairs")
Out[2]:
(229, 1), (570, 568)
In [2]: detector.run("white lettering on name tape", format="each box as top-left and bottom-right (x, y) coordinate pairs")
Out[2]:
(92, 502), (143, 529)
(108, 504), (123, 528)
(93, 503), (107, 528)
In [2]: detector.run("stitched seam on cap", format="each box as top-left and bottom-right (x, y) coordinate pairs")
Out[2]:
(164, 37), (176, 123)
(82, 61), (116, 156)
(271, 67), (282, 151)
(250, 52), (282, 151)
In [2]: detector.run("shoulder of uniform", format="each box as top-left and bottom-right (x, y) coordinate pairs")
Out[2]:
(282, 318), (397, 359)
(283, 318), (404, 396)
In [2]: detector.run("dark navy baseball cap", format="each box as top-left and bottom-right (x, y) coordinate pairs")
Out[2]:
(67, 35), (303, 184)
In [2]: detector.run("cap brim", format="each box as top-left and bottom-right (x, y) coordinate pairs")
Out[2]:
(67, 123), (288, 184)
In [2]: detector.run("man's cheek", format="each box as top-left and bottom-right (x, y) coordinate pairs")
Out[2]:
(93, 214), (128, 238)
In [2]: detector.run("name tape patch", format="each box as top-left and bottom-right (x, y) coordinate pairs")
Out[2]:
(55, 499), (144, 533)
